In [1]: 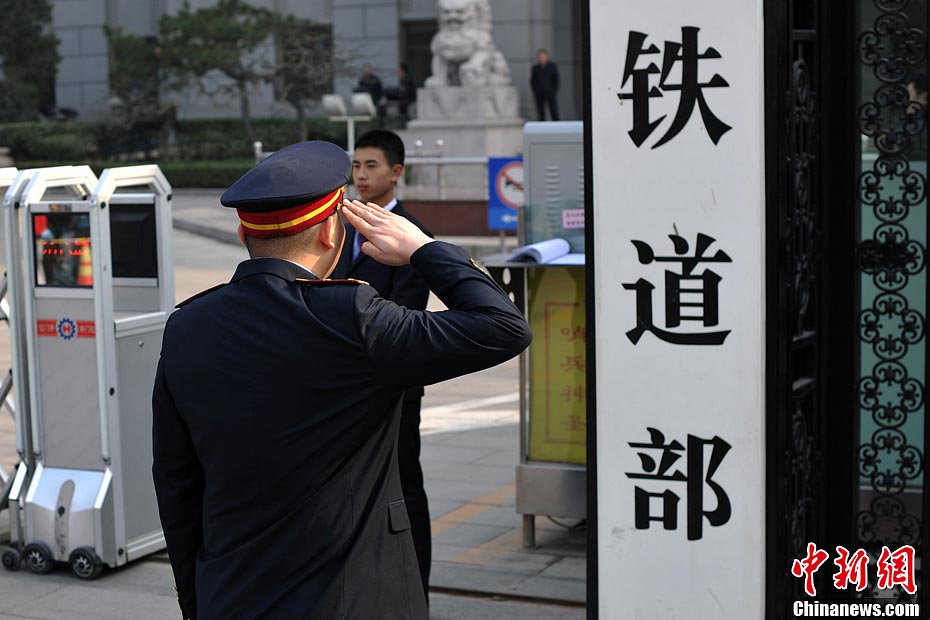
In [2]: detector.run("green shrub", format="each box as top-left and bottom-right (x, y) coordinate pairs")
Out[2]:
(0, 121), (101, 160)
(29, 133), (97, 160)
(12, 159), (253, 188)
(158, 160), (254, 187)
(0, 115), (407, 162)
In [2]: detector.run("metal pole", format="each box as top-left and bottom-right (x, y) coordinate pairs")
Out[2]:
(0, 469), (13, 511)
(436, 139), (445, 201)
(523, 514), (536, 548)
(415, 141), (424, 194)
(0, 369), (12, 420)
(347, 119), (356, 156)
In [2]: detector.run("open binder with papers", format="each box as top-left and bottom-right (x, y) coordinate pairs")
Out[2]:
(507, 238), (584, 265)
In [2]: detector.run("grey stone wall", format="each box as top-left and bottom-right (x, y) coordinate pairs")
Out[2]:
(50, 0), (581, 123)
(332, 0), (401, 106)
(53, 0), (111, 119)
(492, 0), (581, 121)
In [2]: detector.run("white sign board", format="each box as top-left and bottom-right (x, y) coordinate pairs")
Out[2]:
(589, 0), (765, 617)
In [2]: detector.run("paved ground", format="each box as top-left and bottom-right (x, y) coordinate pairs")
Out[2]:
(0, 563), (584, 620)
(0, 189), (585, 619)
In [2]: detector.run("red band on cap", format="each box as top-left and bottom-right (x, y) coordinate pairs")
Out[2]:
(238, 187), (345, 238)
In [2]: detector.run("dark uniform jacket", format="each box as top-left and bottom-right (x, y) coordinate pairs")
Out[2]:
(333, 201), (430, 311)
(530, 61), (560, 97)
(332, 200), (432, 398)
(331, 201), (434, 593)
(152, 241), (531, 620)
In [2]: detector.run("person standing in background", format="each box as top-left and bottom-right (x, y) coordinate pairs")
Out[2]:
(398, 63), (416, 121)
(332, 129), (435, 600)
(356, 63), (386, 127)
(530, 48), (560, 121)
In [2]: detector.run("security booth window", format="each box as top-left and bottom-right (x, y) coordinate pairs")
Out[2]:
(109, 204), (158, 279)
(33, 212), (92, 287)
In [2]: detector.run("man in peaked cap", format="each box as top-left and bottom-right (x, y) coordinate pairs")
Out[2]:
(152, 141), (531, 620)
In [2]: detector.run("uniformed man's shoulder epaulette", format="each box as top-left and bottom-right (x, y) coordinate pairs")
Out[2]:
(295, 278), (369, 287)
(175, 283), (227, 309)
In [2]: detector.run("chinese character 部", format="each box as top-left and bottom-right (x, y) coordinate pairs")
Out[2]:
(625, 426), (731, 540)
(617, 27), (732, 148)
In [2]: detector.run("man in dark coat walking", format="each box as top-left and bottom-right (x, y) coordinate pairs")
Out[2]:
(152, 141), (531, 620)
(331, 129), (435, 599)
(530, 48), (560, 121)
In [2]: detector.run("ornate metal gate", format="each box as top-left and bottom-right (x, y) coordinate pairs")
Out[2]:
(767, 0), (929, 616)
(854, 0), (927, 605)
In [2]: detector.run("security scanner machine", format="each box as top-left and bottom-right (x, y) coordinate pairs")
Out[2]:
(2, 167), (99, 572)
(1, 165), (172, 579)
(482, 122), (587, 546)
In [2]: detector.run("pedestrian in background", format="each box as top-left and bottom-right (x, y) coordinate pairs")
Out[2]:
(356, 63), (386, 127)
(530, 48), (560, 121)
(152, 141), (531, 620)
(398, 63), (416, 120)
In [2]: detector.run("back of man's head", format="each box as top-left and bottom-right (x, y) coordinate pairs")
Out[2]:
(221, 140), (351, 264)
(243, 224), (319, 259)
(355, 130), (405, 167)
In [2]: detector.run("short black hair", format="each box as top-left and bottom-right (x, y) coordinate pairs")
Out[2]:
(536, 48), (549, 56)
(354, 130), (405, 167)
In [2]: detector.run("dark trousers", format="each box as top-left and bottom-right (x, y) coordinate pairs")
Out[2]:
(534, 93), (560, 121)
(399, 396), (431, 601)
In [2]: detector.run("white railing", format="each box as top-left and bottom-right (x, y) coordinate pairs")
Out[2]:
(401, 140), (488, 201)
(254, 139), (491, 202)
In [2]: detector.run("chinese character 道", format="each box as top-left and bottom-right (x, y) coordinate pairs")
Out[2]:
(623, 233), (732, 346)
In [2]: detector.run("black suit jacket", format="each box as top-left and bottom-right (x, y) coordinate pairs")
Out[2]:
(152, 242), (531, 620)
(530, 61), (560, 96)
(332, 201), (431, 310)
(333, 201), (432, 400)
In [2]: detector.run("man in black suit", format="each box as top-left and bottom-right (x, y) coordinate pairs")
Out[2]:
(152, 141), (531, 620)
(530, 48), (560, 121)
(356, 63), (386, 127)
(331, 129), (435, 599)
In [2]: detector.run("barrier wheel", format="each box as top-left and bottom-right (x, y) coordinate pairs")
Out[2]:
(22, 542), (53, 575)
(69, 547), (103, 580)
(1, 548), (21, 571)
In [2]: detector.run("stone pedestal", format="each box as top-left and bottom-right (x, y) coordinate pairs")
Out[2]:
(396, 86), (525, 200)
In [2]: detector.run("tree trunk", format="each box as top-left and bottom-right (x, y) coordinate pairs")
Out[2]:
(237, 79), (255, 144)
(292, 98), (307, 142)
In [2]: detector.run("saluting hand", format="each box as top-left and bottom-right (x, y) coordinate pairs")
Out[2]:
(341, 199), (433, 266)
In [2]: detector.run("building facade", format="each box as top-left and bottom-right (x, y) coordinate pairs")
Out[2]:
(52, 0), (583, 124)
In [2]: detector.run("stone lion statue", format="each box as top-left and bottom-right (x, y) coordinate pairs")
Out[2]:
(424, 0), (511, 87)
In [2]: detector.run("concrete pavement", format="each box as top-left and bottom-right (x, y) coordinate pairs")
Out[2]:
(0, 190), (586, 619)
(0, 562), (584, 620)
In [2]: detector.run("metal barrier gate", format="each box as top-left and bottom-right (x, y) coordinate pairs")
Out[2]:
(1, 165), (173, 579)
